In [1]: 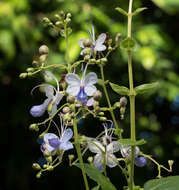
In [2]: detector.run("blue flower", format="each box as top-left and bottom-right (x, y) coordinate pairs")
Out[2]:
(78, 25), (106, 56)
(42, 128), (74, 153)
(30, 71), (63, 117)
(65, 67), (98, 106)
(134, 156), (147, 167)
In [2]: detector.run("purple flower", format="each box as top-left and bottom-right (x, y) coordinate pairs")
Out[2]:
(65, 67), (98, 106)
(120, 146), (140, 159)
(42, 128), (73, 153)
(135, 156), (147, 167)
(30, 71), (63, 117)
(78, 25), (106, 56)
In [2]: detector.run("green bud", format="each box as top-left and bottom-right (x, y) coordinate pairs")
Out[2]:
(94, 106), (100, 113)
(32, 60), (39, 66)
(108, 46), (113, 51)
(45, 156), (52, 163)
(89, 58), (96, 65)
(115, 33), (122, 43)
(83, 47), (92, 55)
(36, 171), (42, 178)
(63, 113), (71, 121)
(39, 54), (47, 62)
(69, 104), (75, 112)
(27, 72), (33, 77)
(62, 106), (70, 114)
(98, 112), (104, 116)
(43, 164), (48, 169)
(67, 95), (75, 104)
(43, 17), (50, 23)
(101, 58), (107, 63)
(120, 107), (126, 115)
(93, 90), (102, 101)
(29, 123), (38, 131)
(55, 21), (63, 26)
(47, 102), (53, 113)
(100, 117), (107, 122)
(87, 156), (93, 163)
(67, 13), (72, 18)
(65, 18), (71, 23)
(39, 45), (49, 55)
(54, 14), (60, 19)
(168, 160), (174, 170)
(114, 102), (121, 108)
(93, 101), (99, 108)
(60, 10), (65, 17)
(68, 154), (74, 161)
(26, 67), (35, 72)
(32, 163), (41, 170)
(19, 73), (28, 79)
(120, 97), (127, 107)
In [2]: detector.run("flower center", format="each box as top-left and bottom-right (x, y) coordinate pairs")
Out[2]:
(77, 87), (87, 104)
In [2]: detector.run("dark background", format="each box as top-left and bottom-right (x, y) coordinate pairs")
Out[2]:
(0, 0), (179, 189)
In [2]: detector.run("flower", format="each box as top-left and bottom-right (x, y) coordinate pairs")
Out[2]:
(78, 25), (106, 56)
(65, 66), (98, 106)
(30, 71), (63, 117)
(88, 123), (121, 171)
(134, 156), (147, 167)
(41, 127), (74, 154)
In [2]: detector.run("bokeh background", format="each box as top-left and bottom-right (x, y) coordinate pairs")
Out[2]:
(1, 0), (179, 189)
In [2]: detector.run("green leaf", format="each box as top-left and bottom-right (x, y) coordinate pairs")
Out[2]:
(132, 7), (147, 16)
(92, 185), (100, 190)
(115, 7), (128, 16)
(118, 139), (146, 146)
(120, 37), (136, 50)
(109, 82), (129, 95)
(75, 163), (116, 190)
(144, 176), (179, 190)
(135, 82), (159, 95)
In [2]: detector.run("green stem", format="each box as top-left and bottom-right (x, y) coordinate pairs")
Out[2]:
(127, 0), (135, 190)
(100, 65), (120, 131)
(73, 118), (89, 190)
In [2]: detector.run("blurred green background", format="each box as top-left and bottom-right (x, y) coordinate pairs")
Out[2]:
(1, 0), (179, 189)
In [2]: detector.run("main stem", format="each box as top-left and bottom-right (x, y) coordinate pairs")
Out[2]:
(73, 118), (89, 190)
(127, 0), (136, 190)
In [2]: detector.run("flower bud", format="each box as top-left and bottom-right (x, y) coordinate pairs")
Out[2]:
(168, 160), (174, 170)
(115, 33), (122, 43)
(54, 14), (60, 19)
(87, 156), (93, 163)
(68, 154), (74, 161)
(32, 60), (38, 66)
(43, 149), (51, 157)
(63, 113), (71, 121)
(98, 112), (104, 116)
(47, 166), (54, 171)
(67, 13), (72, 18)
(120, 97), (127, 107)
(89, 59), (96, 65)
(45, 156), (52, 163)
(94, 106), (100, 113)
(39, 45), (49, 55)
(93, 90), (102, 101)
(65, 18), (71, 23)
(59, 10), (64, 17)
(83, 47), (92, 55)
(47, 102), (53, 113)
(108, 46), (113, 51)
(55, 21), (63, 26)
(67, 95), (75, 104)
(32, 163), (41, 170)
(29, 123), (38, 131)
(135, 156), (147, 167)
(114, 102), (121, 108)
(36, 171), (42, 178)
(100, 117), (107, 122)
(84, 55), (90, 62)
(43, 17), (50, 23)
(26, 67), (35, 72)
(39, 54), (47, 62)
(43, 164), (48, 169)
(62, 106), (70, 113)
(100, 58), (107, 64)
(120, 107), (126, 115)
(83, 38), (92, 47)
(19, 73), (28, 79)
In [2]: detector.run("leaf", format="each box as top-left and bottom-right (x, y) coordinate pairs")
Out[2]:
(144, 176), (179, 190)
(75, 163), (117, 190)
(109, 82), (129, 95)
(132, 7), (148, 16)
(92, 185), (100, 190)
(120, 37), (136, 50)
(115, 7), (128, 16)
(118, 139), (146, 146)
(135, 82), (159, 95)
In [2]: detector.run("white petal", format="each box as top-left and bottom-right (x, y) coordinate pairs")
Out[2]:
(45, 85), (54, 98)
(80, 49), (86, 56)
(44, 133), (59, 144)
(93, 153), (103, 172)
(61, 128), (73, 143)
(107, 154), (118, 168)
(60, 141), (73, 151)
(49, 104), (57, 116)
(84, 85), (97, 96)
(65, 73), (81, 85)
(78, 39), (85, 48)
(44, 143), (56, 152)
(94, 44), (106, 52)
(84, 72), (98, 86)
(66, 85), (80, 96)
(86, 97), (94, 107)
(55, 93), (64, 105)
(88, 140), (104, 153)
(107, 141), (121, 153)
(92, 25), (95, 42)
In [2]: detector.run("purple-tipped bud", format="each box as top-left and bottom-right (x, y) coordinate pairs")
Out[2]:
(77, 87), (87, 104)
(30, 104), (46, 117)
(135, 156), (147, 167)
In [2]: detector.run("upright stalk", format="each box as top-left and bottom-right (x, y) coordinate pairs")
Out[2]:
(73, 118), (89, 190)
(127, 0), (136, 190)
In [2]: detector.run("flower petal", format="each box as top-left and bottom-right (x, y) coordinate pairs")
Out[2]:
(107, 154), (118, 168)
(86, 97), (94, 107)
(49, 104), (57, 116)
(55, 93), (64, 105)
(84, 72), (98, 86)
(78, 39), (85, 48)
(94, 44), (106, 52)
(94, 33), (106, 51)
(44, 133), (59, 144)
(65, 73), (81, 85)
(84, 85), (97, 96)
(60, 141), (73, 151)
(66, 85), (80, 96)
(48, 138), (61, 148)
(93, 153), (103, 172)
(107, 141), (121, 153)
(61, 128), (73, 143)
(45, 85), (54, 98)
(88, 140), (104, 153)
